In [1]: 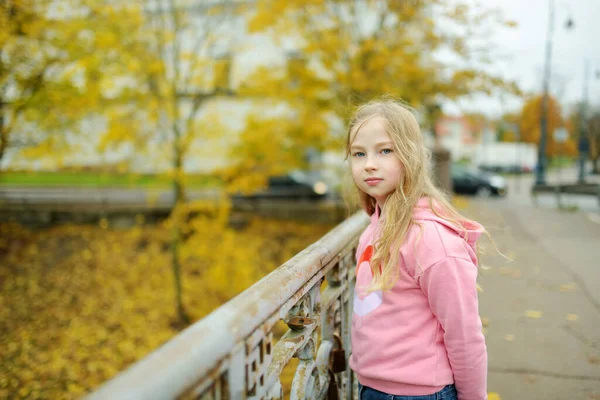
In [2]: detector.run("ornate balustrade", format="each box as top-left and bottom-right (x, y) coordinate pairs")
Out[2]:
(87, 211), (369, 400)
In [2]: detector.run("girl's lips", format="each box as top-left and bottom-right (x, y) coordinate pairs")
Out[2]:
(365, 178), (382, 186)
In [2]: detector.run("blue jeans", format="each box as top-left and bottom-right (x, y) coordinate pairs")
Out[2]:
(358, 383), (457, 400)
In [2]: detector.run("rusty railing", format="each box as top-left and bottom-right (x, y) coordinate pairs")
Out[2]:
(87, 211), (369, 399)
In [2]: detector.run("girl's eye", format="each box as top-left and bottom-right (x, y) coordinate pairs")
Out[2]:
(381, 148), (393, 154)
(353, 152), (365, 157)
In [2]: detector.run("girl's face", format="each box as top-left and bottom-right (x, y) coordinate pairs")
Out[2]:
(350, 117), (403, 209)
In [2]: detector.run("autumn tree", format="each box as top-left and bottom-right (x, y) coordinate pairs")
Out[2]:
(2, 0), (247, 326)
(0, 1), (150, 170)
(562, 105), (587, 159)
(222, 0), (521, 187)
(494, 112), (519, 142)
(91, 0), (251, 326)
(519, 95), (576, 157)
(463, 112), (490, 142)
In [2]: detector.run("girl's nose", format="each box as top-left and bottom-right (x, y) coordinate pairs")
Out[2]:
(364, 157), (378, 171)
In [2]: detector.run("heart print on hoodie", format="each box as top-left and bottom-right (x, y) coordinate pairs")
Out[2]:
(353, 245), (383, 317)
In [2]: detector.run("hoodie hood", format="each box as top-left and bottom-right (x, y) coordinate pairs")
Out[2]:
(369, 197), (484, 251)
(412, 197), (483, 250)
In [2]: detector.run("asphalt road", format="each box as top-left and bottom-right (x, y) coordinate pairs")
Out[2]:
(465, 172), (600, 399)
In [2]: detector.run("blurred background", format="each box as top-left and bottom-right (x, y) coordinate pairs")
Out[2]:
(1, 0), (599, 398)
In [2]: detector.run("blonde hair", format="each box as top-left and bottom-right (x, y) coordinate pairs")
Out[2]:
(346, 98), (481, 292)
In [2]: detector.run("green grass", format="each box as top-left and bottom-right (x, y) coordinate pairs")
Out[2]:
(548, 156), (576, 169)
(0, 170), (221, 189)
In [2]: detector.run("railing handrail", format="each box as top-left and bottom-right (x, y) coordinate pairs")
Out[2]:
(87, 211), (368, 399)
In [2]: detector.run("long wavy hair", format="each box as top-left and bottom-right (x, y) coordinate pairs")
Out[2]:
(346, 98), (482, 292)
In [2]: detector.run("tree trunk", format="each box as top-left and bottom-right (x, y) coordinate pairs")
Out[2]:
(0, 106), (6, 169)
(170, 137), (190, 328)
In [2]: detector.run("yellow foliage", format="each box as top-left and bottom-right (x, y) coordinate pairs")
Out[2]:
(94, 31), (117, 49)
(243, 0), (521, 158)
(519, 95), (567, 156)
(1, 0), (155, 167)
(220, 108), (334, 193)
(0, 216), (334, 397)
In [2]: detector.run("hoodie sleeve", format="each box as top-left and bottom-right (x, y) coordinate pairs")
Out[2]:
(419, 257), (487, 400)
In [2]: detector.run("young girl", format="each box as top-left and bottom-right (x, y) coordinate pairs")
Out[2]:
(347, 99), (487, 400)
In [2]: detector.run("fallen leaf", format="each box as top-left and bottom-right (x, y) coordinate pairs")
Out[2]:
(566, 314), (579, 322)
(524, 310), (543, 319)
(488, 393), (502, 400)
(588, 355), (600, 365)
(504, 334), (515, 342)
(560, 283), (577, 292)
(481, 317), (490, 327)
(525, 375), (538, 384)
(452, 197), (469, 209)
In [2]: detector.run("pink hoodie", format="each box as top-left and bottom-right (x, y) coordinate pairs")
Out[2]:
(350, 197), (487, 400)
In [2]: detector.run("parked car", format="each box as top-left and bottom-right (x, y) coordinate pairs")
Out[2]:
(451, 165), (507, 197)
(231, 170), (329, 200)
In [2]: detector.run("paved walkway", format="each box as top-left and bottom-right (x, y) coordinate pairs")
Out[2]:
(462, 174), (600, 399)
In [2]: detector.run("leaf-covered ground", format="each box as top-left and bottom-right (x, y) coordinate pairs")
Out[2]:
(0, 215), (335, 399)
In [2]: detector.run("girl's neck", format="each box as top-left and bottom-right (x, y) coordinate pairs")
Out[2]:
(377, 201), (386, 220)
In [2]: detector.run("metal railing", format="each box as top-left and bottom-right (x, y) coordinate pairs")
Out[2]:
(87, 211), (369, 400)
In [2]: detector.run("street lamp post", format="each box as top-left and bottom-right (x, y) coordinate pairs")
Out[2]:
(536, 0), (573, 186)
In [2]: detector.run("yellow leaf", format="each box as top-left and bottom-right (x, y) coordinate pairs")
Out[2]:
(99, 218), (109, 230)
(566, 314), (579, 322)
(504, 334), (515, 342)
(524, 310), (543, 319)
(560, 283), (577, 292)
(488, 392), (502, 400)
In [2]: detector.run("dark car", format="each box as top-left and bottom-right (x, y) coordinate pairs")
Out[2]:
(451, 166), (507, 197)
(232, 171), (329, 200)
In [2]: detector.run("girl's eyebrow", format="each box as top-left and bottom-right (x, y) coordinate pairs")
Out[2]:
(350, 141), (393, 149)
